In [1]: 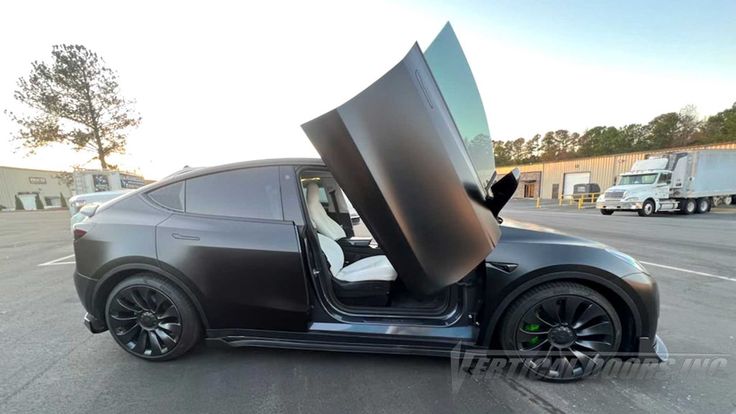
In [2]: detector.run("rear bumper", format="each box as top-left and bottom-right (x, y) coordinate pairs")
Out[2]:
(84, 312), (107, 333)
(74, 269), (107, 333)
(597, 200), (642, 210)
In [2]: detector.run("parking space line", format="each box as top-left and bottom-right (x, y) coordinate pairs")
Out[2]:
(38, 254), (75, 267)
(640, 261), (736, 282)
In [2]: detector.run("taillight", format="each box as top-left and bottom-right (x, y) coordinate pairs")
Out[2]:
(73, 228), (87, 240)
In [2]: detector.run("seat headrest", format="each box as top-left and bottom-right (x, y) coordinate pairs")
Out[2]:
(305, 182), (346, 240)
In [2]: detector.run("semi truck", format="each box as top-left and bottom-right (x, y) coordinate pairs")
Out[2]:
(596, 149), (736, 216)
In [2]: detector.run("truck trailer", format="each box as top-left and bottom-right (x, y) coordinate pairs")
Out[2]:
(596, 149), (736, 216)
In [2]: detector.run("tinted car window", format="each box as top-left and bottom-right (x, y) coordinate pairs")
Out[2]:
(424, 24), (494, 190)
(148, 181), (184, 211)
(186, 167), (283, 220)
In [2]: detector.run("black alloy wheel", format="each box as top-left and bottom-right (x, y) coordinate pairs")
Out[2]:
(501, 282), (621, 381)
(106, 274), (201, 360)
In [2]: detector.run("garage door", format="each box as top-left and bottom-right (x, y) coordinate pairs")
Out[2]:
(563, 172), (590, 197)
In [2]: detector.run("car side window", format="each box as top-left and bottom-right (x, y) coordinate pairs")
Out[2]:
(185, 167), (283, 220)
(148, 181), (185, 211)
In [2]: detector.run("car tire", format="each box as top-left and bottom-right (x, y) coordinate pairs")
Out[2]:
(696, 198), (710, 214)
(500, 281), (622, 381)
(638, 200), (655, 217)
(105, 273), (202, 361)
(680, 198), (696, 215)
(600, 209), (614, 216)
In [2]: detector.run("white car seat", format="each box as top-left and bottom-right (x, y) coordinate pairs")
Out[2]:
(317, 234), (397, 283)
(305, 182), (346, 240)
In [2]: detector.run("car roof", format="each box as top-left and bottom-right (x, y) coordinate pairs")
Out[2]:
(95, 158), (325, 213)
(152, 158), (324, 187)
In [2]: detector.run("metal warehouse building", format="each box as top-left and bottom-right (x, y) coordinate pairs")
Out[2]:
(496, 142), (736, 199)
(0, 166), (72, 210)
(0, 166), (145, 211)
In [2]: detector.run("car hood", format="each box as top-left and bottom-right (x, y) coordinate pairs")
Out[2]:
(301, 23), (501, 295)
(488, 219), (648, 276)
(496, 219), (608, 249)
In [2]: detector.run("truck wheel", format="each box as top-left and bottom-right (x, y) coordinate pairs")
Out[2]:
(638, 200), (655, 217)
(696, 198), (710, 214)
(600, 209), (614, 215)
(680, 199), (696, 215)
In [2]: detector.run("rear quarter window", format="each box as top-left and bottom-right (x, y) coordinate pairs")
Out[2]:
(147, 181), (185, 211)
(185, 167), (283, 220)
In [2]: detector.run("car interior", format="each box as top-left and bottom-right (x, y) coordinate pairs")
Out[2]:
(299, 169), (454, 312)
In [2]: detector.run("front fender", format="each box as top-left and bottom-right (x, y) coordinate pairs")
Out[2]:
(478, 225), (659, 353)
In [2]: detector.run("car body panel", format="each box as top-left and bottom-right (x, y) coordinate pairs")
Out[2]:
(479, 220), (659, 352)
(156, 213), (310, 331)
(301, 26), (500, 295)
(72, 158), (663, 361)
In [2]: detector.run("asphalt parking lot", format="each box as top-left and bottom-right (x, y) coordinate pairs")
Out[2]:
(1, 203), (735, 414)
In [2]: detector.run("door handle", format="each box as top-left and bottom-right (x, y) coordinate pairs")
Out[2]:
(171, 233), (200, 241)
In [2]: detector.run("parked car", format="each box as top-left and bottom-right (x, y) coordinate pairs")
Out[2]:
(69, 190), (130, 215)
(72, 24), (666, 380)
(572, 183), (601, 200)
(69, 190), (131, 230)
(597, 150), (736, 216)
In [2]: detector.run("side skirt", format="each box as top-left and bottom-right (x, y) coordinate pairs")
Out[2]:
(205, 328), (480, 358)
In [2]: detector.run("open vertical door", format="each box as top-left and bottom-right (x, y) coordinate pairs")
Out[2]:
(301, 23), (501, 295)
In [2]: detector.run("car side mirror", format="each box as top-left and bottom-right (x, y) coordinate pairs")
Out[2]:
(485, 168), (520, 218)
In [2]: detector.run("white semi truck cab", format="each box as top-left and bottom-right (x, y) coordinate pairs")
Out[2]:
(597, 150), (736, 217)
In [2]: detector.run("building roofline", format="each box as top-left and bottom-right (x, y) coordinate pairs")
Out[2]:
(496, 141), (736, 170)
(0, 165), (66, 174)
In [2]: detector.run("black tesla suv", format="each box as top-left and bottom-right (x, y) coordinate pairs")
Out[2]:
(72, 23), (666, 380)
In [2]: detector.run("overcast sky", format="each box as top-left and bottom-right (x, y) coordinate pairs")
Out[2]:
(1, 0), (734, 179)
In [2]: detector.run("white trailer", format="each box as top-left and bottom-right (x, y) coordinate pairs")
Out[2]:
(596, 150), (736, 216)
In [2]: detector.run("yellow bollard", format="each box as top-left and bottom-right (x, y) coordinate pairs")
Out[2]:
(559, 197), (563, 206)
(578, 197), (584, 209)
(536, 197), (541, 208)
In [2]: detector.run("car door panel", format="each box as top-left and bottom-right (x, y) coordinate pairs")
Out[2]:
(301, 24), (500, 295)
(156, 213), (309, 331)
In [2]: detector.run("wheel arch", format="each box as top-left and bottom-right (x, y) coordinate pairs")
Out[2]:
(91, 258), (210, 330)
(479, 267), (642, 354)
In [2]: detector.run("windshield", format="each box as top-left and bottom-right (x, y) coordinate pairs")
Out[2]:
(619, 173), (658, 185)
(424, 23), (495, 192)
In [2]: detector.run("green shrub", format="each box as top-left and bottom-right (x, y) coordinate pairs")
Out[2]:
(35, 194), (44, 210)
